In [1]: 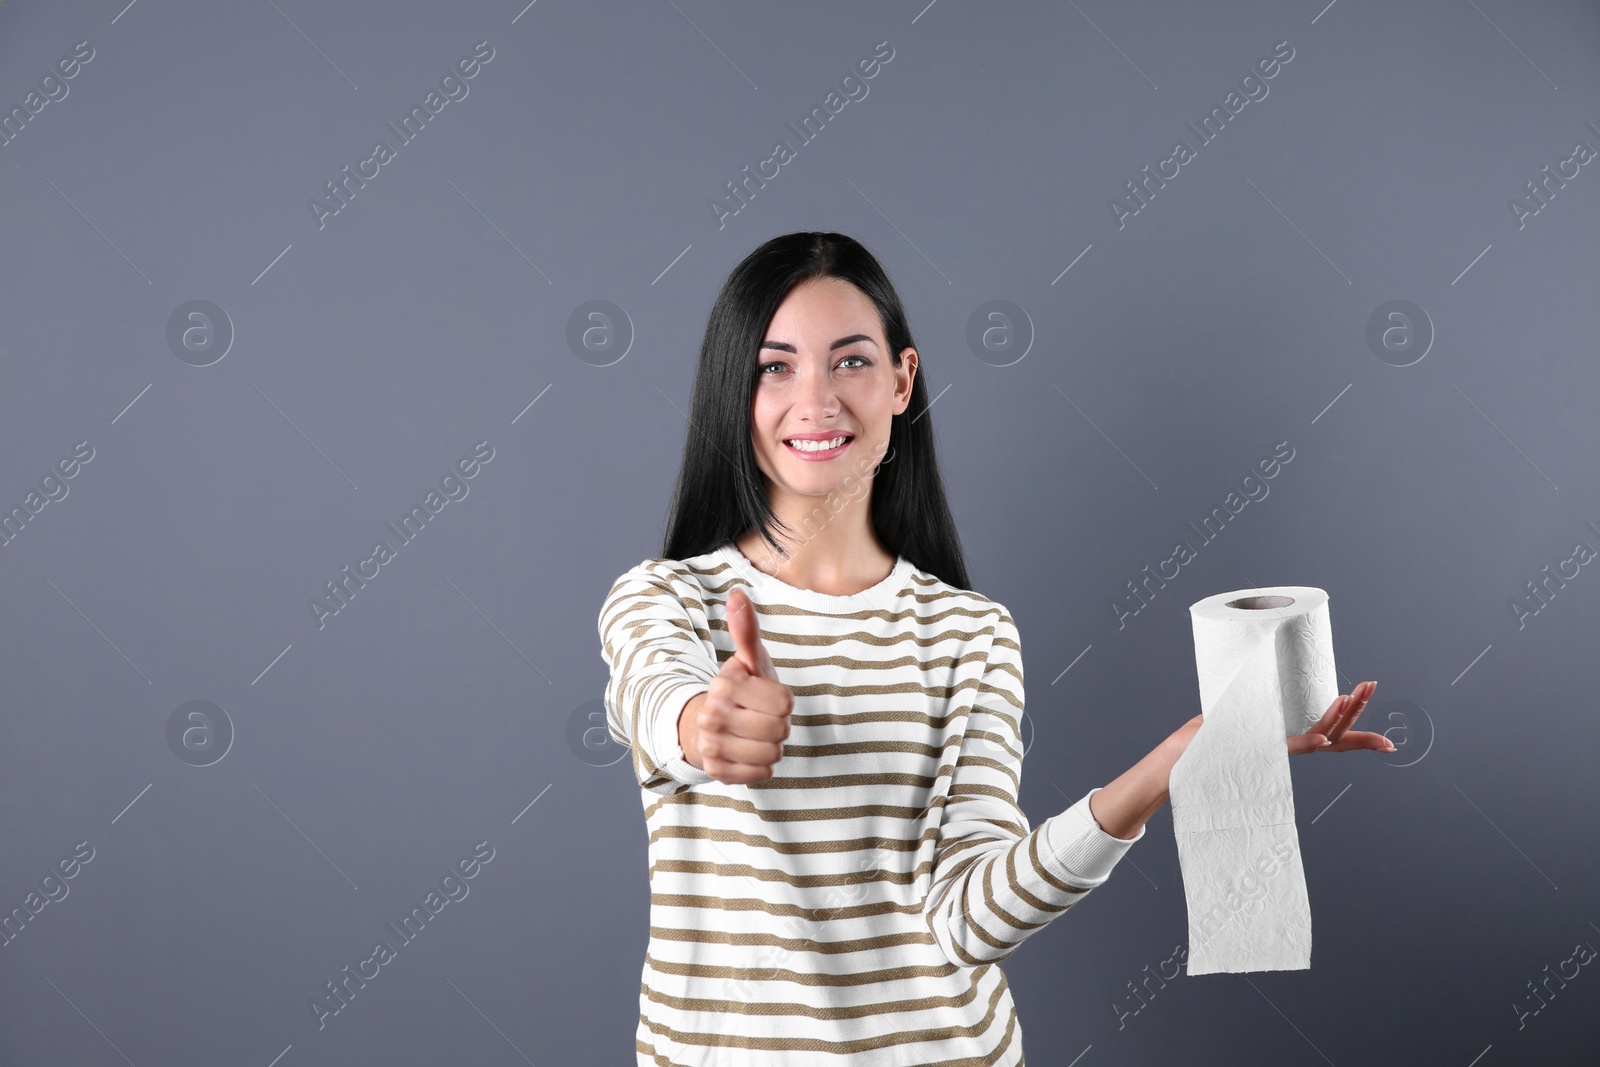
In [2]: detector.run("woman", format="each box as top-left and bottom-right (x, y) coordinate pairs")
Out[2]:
(597, 231), (1389, 1065)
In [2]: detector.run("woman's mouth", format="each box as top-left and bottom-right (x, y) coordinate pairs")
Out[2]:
(783, 434), (854, 460)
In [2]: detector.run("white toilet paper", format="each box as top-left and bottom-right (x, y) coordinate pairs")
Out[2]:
(1169, 587), (1339, 975)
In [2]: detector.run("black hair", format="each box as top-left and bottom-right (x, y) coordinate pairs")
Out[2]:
(661, 230), (971, 592)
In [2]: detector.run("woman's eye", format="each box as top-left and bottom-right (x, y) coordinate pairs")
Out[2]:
(757, 356), (868, 374)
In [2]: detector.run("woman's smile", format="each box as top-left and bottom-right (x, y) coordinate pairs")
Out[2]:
(783, 432), (854, 460)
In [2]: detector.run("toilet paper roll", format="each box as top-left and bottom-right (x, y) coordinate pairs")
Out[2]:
(1169, 586), (1338, 975)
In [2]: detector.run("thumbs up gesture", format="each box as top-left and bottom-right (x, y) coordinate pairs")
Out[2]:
(679, 585), (794, 785)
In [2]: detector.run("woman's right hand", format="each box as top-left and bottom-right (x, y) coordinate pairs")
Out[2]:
(679, 585), (793, 784)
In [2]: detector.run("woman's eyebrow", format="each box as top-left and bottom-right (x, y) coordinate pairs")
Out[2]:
(759, 334), (878, 353)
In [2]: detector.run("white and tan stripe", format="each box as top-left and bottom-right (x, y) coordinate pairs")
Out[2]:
(599, 545), (1142, 1066)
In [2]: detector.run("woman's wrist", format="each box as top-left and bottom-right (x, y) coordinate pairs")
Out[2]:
(1088, 725), (1191, 840)
(678, 692), (706, 769)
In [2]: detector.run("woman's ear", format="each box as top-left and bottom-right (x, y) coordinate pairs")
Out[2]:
(895, 348), (917, 410)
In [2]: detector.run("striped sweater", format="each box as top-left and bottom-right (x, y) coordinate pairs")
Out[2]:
(598, 541), (1144, 1066)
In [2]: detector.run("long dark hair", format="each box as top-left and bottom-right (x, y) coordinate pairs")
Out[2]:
(661, 231), (971, 592)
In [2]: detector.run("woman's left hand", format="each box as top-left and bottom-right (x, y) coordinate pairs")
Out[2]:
(1170, 679), (1395, 756)
(1288, 679), (1393, 755)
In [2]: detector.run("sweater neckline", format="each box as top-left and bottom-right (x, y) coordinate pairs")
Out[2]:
(716, 542), (913, 613)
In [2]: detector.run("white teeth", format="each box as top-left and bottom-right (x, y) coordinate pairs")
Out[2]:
(787, 436), (849, 452)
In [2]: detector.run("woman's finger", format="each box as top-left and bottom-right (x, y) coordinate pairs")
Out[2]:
(1321, 729), (1394, 753)
(1326, 680), (1375, 744)
(731, 673), (794, 722)
(697, 730), (784, 767)
(1307, 694), (1351, 738)
(1322, 695), (1357, 744)
(703, 755), (776, 785)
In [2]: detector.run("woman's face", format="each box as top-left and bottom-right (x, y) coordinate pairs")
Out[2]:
(750, 276), (916, 504)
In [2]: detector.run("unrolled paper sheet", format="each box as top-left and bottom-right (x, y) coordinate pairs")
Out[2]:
(1169, 587), (1338, 975)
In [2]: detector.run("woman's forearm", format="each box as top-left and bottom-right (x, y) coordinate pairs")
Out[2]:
(1087, 720), (1197, 841)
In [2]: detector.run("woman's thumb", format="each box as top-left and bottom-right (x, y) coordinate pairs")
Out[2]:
(727, 587), (773, 678)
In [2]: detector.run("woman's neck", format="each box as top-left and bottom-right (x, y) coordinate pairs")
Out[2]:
(732, 527), (896, 598)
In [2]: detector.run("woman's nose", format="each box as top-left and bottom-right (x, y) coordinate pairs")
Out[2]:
(795, 365), (839, 415)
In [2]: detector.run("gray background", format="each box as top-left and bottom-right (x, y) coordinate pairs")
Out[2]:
(2, 0), (1596, 1064)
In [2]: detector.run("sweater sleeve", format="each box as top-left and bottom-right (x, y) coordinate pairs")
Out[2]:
(921, 607), (1145, 967)
(598, 563), (718, 795)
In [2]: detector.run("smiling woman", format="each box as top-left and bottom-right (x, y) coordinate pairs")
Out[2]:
(659, 231), (967, 597)
(597, 231), (1388, 1066)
